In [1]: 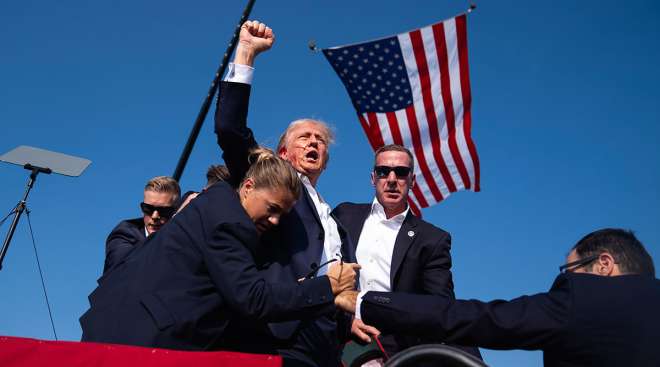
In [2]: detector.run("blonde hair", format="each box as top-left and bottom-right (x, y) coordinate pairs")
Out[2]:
(144, 176), (181, 198)
(241, 147), (301, 198)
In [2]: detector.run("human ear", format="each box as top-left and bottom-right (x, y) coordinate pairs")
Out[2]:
(278, 147), (288, 160)
(370, 172), (376, 186)
(596, 253), (616, 276)
(241, 178), (255, 197)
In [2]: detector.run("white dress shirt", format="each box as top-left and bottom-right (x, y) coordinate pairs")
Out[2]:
(355, 199), (409, 319)
(224, 62), (254, 84)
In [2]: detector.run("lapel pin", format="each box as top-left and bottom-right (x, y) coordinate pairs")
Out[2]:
(408, 230), (415, 237)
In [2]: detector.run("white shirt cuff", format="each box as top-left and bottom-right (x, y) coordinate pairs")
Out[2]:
(355, 290), (367, 320)
(223, 63), (254, 84)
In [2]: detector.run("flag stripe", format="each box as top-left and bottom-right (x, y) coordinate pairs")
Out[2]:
(393, 109), (435, 205)
(385, 111), (431, 208)
(385, 111), (404, 144)
(409, 30), (458, 193)
(432, 21), (472, 190)
(420, 25), (464, 192)
(456, 14), (481, 191)
(407, 197), (422, 217)
(357, 115), (377, 149)
(398, 33), (447, 202)
(443, 18), (476, 190)
(404, 105), (443, 202)
(360, 113), (387, 150)
(421, 25), (469, 194)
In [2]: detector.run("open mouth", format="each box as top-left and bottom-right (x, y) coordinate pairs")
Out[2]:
(305, 150), (319, 162)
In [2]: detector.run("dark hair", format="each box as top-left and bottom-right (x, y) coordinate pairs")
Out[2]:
(572, 228), (655, 277)
(206, 165), (231, 188)
(374, 144), (415, 172)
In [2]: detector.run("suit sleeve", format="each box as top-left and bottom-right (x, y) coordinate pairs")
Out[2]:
(421, 231), (455, 298)
(104, 223), (142, 274)
(362, 275), (571, 351)
(214, 81), (258, 188)
(204, 223), (336, 322)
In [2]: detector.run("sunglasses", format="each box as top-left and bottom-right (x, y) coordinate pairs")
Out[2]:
(140, 202), (176, 219)
(558, 254), (599, 274)
(374, 165), (412, 179)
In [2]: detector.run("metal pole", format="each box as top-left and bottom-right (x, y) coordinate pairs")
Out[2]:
(0, 165), (51, 271)
(172, 0), (256, 181)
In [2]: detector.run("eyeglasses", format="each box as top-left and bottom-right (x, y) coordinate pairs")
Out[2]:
(374, 165), (412, 179)
(140, 202), (176, 219)
(559, 254), (600, 274)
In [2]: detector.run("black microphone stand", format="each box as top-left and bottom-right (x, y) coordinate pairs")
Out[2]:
(0, 164), (51, 271)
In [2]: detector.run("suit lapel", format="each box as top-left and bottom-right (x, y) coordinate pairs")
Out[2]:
(336, 204), (371, 263)
(390, 211), (418, 288)
(351, 205), (371, 244)
(300, 184), (322, 225)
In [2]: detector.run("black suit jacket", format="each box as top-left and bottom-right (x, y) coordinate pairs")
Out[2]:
(80, 182), (335, 351)
(362, 273), (660, 366)
(333, 203), (480, 359)
(215, 81), (353, 365)
(103, 217), (145, 274)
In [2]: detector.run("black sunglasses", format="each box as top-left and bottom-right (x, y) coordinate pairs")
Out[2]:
(374, 165), (412, 179)
(559, 254), (600, 274)
(140, 202), (176, 219)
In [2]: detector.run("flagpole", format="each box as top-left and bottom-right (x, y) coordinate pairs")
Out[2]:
(172, 0), (256, 182)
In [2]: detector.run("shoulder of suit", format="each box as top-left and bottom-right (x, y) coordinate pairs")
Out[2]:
(106, 217), (144, 242)
(332, 202), (370, 217)
(116, 217), (144, 232)
(407, 215), (450, 238)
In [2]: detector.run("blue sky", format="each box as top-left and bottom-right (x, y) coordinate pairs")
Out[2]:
(1, 1), (658, 365)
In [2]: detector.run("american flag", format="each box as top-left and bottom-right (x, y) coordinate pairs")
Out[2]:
(323, 14), (480, 214)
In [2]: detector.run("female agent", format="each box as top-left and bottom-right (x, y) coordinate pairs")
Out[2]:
(80, 148), (358, 350)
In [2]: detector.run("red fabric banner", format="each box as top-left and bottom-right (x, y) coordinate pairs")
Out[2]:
(0, 336), (281, 367)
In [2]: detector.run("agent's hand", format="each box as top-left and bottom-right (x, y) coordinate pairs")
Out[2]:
(327, 262), (360, 295)
(351, 318), (380, 343)
(234, 20), (275, 66)
(335, 289), (358, 314)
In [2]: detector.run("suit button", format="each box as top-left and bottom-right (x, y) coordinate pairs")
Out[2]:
(307, 298), (313, 304)
(321, 295), (327, 301)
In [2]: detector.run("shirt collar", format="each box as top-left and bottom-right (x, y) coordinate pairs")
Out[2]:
(299, 173), (326, 204)
(370, 197), (408, 223)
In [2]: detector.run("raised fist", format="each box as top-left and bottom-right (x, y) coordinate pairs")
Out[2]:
(234, 20), (275, 66)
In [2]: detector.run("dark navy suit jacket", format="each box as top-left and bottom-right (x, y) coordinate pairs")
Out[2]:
(215, 81), (354, 365)
(362, 273), (660, 366)
(333, 203), (481, 359)
(80, 182), (335, 351)
(103, 217), (145, 274)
